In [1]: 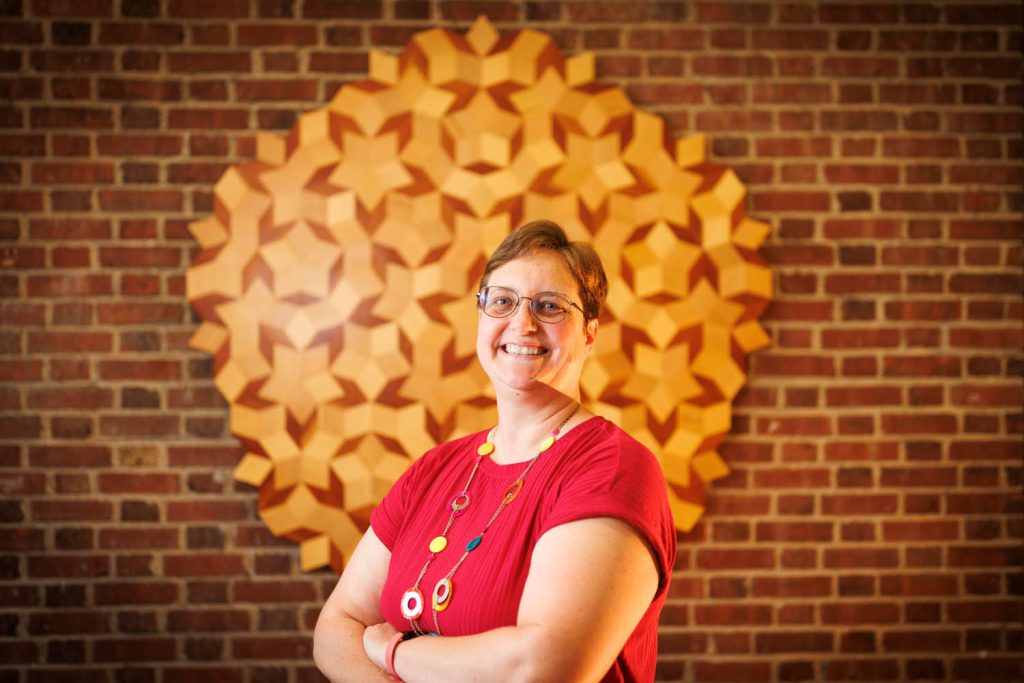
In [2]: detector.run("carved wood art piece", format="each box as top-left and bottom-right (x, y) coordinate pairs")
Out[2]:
(186, 17), (772, 572)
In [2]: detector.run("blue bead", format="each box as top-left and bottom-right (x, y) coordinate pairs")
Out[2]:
(466, 535), (482, 551)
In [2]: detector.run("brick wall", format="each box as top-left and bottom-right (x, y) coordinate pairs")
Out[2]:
(1, 1), (1022, 681)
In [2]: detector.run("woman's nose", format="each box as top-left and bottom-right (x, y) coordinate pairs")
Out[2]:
(508, 299), (537, 331)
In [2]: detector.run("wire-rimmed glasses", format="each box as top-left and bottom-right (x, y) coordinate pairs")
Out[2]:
(476, 286), (584, 324)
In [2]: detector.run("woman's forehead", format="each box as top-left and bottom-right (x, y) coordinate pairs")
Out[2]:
(487, 250), (574, 286)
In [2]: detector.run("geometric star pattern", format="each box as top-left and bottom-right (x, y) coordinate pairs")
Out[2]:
(186, 17), (772, 573)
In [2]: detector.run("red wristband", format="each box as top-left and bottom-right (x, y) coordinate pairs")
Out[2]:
(385, 631), (405, 682)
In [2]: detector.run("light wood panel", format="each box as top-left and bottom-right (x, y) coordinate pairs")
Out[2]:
(186, 16), (773, 572)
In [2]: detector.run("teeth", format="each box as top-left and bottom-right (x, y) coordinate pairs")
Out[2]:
(504, 344), (544, 356)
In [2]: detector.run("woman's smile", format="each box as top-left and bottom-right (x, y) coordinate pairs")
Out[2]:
(501, 343), (547, 356)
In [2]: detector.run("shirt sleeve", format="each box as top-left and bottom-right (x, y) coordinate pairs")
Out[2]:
(370, 446), (436, 551)
(537, 432), (676, 588)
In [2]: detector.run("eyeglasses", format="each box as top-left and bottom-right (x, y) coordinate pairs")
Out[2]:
(476, 286), (584, 324)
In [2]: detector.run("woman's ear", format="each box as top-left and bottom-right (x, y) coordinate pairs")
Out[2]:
(584, 317), (598, 352)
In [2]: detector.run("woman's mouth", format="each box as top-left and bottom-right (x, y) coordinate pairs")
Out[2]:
(502, 343), (547, 356)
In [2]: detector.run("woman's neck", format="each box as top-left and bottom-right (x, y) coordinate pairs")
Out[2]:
(489, 392), (583, 465)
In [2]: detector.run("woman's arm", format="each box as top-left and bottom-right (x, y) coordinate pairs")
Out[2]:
(313, 527), (396, 683)
(363, 516), (659, 683)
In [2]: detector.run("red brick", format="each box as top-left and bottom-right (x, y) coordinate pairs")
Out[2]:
(0, 640), (39, 664)
(694, 662), (770, 681)
(822, 494), (898, 516)
(825, 386), (901, 407)
(28, 555), (109, 578)
(695, 110), (773, 131)
(880, 466), (957, 487)
(168, 0), (249, 17)
(819, 109), (892, 131)
(883, 355), (961, 377)
(880, 413), (957, 435)
(31, 500), (113, 522)
(164, 554), (246, 577)
(696, 549), (775, 570)
(167, 500), (249, 522)
(98, 360), (180, 380)
(822, 602), (900, 625)
(0, 359), (42, 381)
(822, 328), (900, 348)
(26, 274), (111, 297)
(880, 574), (958, 596)
(824, 163), (899, 183)
(95, 582), (178, 605)
(946, 493), (1019, 516)
(882, 520), (959, 541)
(694, 604), (772, 626)
(94, 637), (176, 662)
(29, 220), (110, 241)
(31, 161), (114, 184)
(168, 107), (250, 129)
(752, 354), (835, 376)
(27, 387), (113, 409)
(756, 521), (833, 543)
(823, 548), (900, 569)
(232, 580), (318, 603)
(752, 468), (830, 488)
(167, 608), (250, 631)
(232, 635), (312, 659)
(26, 444), (110, 468)
(28, 610), (112, 635)
(880, 191), (960, 212)
(97, 134), (182, 156)
(163, 669), (243, 683)
(884, 300), (960, 321)
(753, 576), (832, 598)
(950, 219), (1023, 240)
(948, 600), (1023, 623)
(97, 473), (180, 495)
(97, 302), (184, 324)
(98, 189), (183, 212)
(169, 51), (251, 75)
(752, 191), (830, 212)
(97, 528), (178, 548)
(950, 327), (1023, 349)
(235, 79), (319, 101)
(99, 22), (184, 45)
(755, 631), (832, 653)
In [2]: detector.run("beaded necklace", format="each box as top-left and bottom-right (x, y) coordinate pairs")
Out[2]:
(399, 402), (580, 636)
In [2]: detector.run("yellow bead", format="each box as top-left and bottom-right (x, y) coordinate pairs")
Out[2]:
(477, 441), (495, 456)
(429, 536), (448, 553)
(539, 435), (556, 451)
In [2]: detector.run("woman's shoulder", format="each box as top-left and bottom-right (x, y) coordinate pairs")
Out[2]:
(571, 416), (658, 464)
(408, 427), (489, 471)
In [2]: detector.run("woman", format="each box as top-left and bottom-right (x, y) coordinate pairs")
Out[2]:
(314, 220), (676, 682)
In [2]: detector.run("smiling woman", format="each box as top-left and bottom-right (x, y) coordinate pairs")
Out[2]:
(313, 220), (676, 683)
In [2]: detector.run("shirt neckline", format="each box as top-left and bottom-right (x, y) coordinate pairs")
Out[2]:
(476, 415), (604, 478)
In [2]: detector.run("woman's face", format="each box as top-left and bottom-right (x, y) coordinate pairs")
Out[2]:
(476, 249), (597, 400)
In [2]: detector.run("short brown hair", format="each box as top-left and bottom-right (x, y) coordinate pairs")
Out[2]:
(478, 220), (608, 322)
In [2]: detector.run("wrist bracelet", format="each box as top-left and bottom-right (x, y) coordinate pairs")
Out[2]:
(385, 631), (405, 682)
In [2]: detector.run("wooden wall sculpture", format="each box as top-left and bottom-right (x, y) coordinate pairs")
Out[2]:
(186, 17), (772, 572)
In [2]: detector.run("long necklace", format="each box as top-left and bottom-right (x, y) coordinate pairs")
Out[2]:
(399, 402), (580, 635)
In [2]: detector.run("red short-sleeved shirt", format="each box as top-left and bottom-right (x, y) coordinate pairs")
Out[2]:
(371, 416), (677, 682)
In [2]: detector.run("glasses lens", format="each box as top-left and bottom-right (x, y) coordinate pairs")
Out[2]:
(480, 287), (518, 317)
(530, 292), (571, 322)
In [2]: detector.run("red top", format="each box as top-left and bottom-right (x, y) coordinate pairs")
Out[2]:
(371, 416), (676, 682)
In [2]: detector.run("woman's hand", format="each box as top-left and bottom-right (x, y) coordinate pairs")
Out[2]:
(363, 621), (401, 671)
